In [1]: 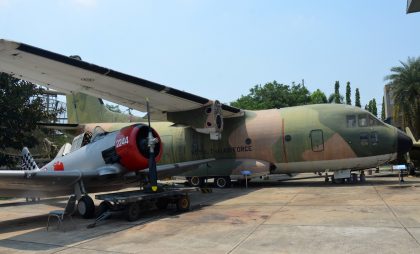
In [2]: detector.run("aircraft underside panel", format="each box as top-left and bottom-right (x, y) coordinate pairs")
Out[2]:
(273, 153), (397, 173)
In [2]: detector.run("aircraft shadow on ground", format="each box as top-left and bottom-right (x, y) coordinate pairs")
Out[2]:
(0, 186), (258, 251)
(2, 177), (420, 251)
(0, 197), (67, 209)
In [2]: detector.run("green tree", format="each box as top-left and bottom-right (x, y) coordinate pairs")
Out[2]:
(384, 57), (420, 137)
(355, 88), (361, 107)
(230, 81), (310, 110)
(334, 81), (341, 104)
(381, 96), (385, 120)
(372, 98), (378, 116)
(0, 73), (58, 167)
(345, 81), (351, 105)
(310, 89), (328, 104)
(328, 93), (343, 103)
(365, 99), (378, 117)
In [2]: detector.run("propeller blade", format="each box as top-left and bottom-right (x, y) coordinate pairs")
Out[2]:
(146, 99), (158, 191)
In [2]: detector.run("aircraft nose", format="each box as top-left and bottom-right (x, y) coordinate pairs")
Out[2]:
(397, 130), (413, 154)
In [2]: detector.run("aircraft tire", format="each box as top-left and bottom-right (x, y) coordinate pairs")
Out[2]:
(176, 195), (190, 212)
(78, 195), (95, 219)
(215, 177), (231, 188)
(189, 176), (204, 187)
(124, 203), (141, 221)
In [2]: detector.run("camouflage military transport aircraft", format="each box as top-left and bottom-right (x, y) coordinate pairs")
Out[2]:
(0, 39), (413, 190)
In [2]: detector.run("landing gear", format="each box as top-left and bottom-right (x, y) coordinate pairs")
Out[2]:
(77, 195), (95, 218)
(188, 176), (205, 187)
(351, 173), (358, 183)
(214, 176), (231, 188)
(359, 170), (366, 183)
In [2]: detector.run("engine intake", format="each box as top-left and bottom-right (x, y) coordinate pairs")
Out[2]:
(114, 124), (162, 171)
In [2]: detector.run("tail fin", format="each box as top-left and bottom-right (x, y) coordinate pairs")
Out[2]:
(66, 92), (143, 124)
(405, 127), (420, 145)
(21, 147), (39, 171)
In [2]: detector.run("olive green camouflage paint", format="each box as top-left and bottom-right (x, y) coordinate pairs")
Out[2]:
(69, 93), (398, 176)
(66, 93), (144, 124)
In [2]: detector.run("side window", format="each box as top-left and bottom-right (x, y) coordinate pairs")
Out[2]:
(310, 129), (324, 152)
(358, 114), (368, 127)
(346, 115), (356, 128)
(371, 131), (378, 145)
(360, 132), (369, 146)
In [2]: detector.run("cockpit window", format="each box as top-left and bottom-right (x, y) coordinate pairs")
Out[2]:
(358, 114), (368, 127)
(346, 115), (356, 128)
(91, 126), (107, 143)
(368, 115), (383, 126)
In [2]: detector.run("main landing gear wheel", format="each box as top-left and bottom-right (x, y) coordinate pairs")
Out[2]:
(176, 195), (190, 212)
(188, 176), (204, 187)
(77, 195), (95, 218)
(360, 173), (366, 183)
(124, 203), (141, 221)
(214, 177), (231, 188)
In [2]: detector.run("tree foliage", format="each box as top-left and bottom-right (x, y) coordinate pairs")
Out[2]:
(0, 73), (58, 167)
(384, 57), (420, 137)
(334, 81), (341, 104)
(230, 81), (310, 109)
(328, 93), (343, 104)
(365, 98), (378, 117)
(345, 81), (351, 105)
(381, 96), (385, 120)
(355, 88), (361, 107)
(310, 89), (328, 104)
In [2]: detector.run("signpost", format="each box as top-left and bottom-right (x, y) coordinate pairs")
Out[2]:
(240, 170), (252, 188)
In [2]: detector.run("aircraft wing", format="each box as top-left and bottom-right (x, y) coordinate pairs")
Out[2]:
(0, 169), (92, 191)
(0, 39), (242, 120)
(0, 158), (214, 196)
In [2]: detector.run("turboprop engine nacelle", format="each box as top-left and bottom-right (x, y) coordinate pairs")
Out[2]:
(113, 124), (162, 171)
(167, 100), (224, 140)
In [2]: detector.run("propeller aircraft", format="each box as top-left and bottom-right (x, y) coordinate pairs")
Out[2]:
(0, 39), (414, 205)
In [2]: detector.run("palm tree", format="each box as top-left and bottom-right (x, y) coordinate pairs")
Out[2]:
(385, 57), (420, 138)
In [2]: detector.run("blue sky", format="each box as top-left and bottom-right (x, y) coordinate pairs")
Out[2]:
(0, 0), (419, 110)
